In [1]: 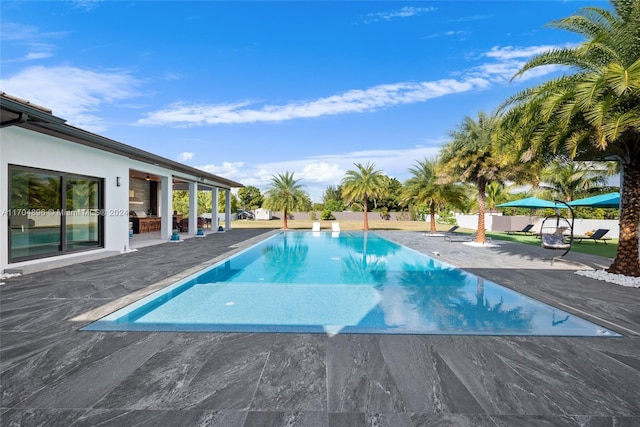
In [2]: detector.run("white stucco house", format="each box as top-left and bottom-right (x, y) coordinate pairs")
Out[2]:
(0, 92), (242, 274)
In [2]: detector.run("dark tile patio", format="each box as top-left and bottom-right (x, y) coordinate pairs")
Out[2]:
(1, 229), (639, 426)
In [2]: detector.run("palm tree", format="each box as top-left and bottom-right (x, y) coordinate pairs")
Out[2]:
(263, 172), (309, 229)
(402, 158), (467, 233)
(439, 112), (514, 243)
(341, 162), (387, 231)
(502, 0), (640, 276)
(539, 159), (615, 202)
(485, 182), (508, 214)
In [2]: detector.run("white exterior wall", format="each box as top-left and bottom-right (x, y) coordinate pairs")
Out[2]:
(1, 126), (132, 272)
(454, 211), (620, 238)
(454, 213), (499, 231)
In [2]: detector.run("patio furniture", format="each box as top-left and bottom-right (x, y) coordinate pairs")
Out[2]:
(575, 229), (611, 244)
(312, 222), (321, 232)
(445, 231), (491, 243)
(332, 222), (341, 232)
(506, 224), (534, 235)
(443, 225), (460, 234)
(539, 200), (575, 256)
(425, 225), (459, 237)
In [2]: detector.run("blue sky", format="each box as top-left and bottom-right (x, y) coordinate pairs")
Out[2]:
(1, 1), (600, 201)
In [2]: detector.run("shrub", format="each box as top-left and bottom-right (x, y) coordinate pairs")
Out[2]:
(379, 207), (390, 220)
(437, 211), (457, 225)
(321, 209), (335, 220)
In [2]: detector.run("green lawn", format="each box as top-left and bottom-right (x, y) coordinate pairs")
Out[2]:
(487, 232), (618, 258)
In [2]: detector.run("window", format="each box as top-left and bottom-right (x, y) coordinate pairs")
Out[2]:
(8, 165), (103, 262)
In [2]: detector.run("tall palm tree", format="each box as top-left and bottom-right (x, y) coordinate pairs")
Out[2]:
(539, 159), (615, 202)
(341, 162), (387, 231)
(263, 172), (309, 229)
(402, 158), (467, 233)
(502, 0), (640, 276)
(439, 112), (514, 243)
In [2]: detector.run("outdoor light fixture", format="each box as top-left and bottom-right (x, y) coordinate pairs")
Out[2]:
(116, 176), (121, 187)
(146, 174), (150, 181)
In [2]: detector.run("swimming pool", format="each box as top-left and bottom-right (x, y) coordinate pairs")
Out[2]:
(83, 231), (620, 336)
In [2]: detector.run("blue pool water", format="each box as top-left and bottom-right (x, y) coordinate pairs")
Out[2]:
(83, 232), (620, 336)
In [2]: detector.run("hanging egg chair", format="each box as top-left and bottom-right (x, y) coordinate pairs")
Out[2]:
(539, 200), (575, 257)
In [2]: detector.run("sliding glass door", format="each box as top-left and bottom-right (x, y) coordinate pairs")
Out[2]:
(8, 165), (103, 262)
(66, 178), (101, 250)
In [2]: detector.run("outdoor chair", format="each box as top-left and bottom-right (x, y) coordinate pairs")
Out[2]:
(575, 229), (611, 244)
(312, 221), (321, 232)
(444, 230), (491, 243)
(178, 217), (205, 232)
(506, 224), (534, 235)
(443, 225), (460, 234)
(332, 222), (341, 232)
(425, 225), (459, 237)
(541, 228), (571, 251)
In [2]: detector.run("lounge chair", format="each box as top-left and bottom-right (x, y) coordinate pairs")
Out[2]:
(425, 225), (459, 237)
(443, 225), (460, 234)
(575, 229), (611, 244)
(312, 221), (321, 232)
(445, 230), (491, 243)
(506, 224), (534, 235)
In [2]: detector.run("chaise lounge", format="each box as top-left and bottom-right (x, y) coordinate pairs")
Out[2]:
(506, 224), (534, 235)
(445, 230), (491, 243)
(425, 225), (459, 237)
(575, 229), (611, 244)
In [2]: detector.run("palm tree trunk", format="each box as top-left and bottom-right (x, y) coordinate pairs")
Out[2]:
(363, 195), (369, 231)
(429, 199), (436, 233)
(283, 209), (288, 229)
(607, 163), (640, 277)
(476, 179), (487, 243)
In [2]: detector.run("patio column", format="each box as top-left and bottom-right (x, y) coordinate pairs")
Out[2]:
(225, 189), (232, 231)
(188, 181), (198, 235)
(160, 176), (172, 239)
(211, 187), (218, 230)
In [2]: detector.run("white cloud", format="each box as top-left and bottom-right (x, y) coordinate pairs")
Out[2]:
(24, 52), (54, 60)
(299, 162), (345, 183)
(178, 152), (194, 162)
(485, 44), (572, 60)
(138, 78), (489, 127)
(71, 0), (102, 12)
(138, 42), (572, 129)
(0, 23), (67, 42)
(199, 145), (443, 201)
(461, 43), (574, 84)
(0, 65), (142, 132)
(362, 6), (437, 24)
(0, 23), (66, 64)
(195, 161), (245, 179)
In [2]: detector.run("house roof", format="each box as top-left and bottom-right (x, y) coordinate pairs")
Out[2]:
(0, 92), (243, 190)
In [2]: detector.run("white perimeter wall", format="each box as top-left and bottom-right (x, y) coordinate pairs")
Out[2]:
(1, 126), (130, 272)
(455, 213), (620, 238)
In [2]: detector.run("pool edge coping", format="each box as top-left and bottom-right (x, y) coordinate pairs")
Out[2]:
(70, 230), (282, 324)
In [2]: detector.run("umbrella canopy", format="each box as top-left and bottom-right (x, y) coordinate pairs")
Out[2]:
(497, 197), (560, 209)
(568, 192), (620, 208)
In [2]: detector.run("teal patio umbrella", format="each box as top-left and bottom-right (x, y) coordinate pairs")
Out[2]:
(568, 192), (620, 209)
(497, 197), (561, 209)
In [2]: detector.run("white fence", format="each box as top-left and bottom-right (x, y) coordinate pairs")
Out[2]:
(455, 213), (620, 238)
